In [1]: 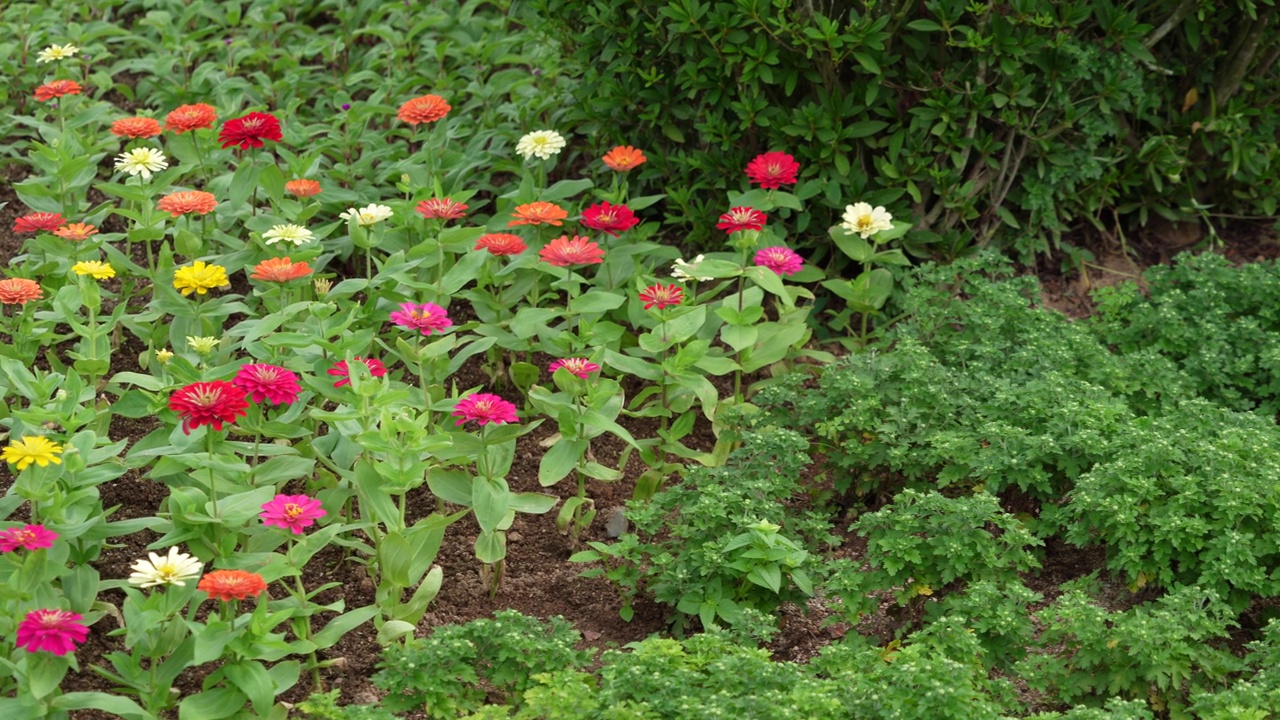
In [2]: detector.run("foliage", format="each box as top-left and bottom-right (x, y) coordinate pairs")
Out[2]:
(1188, 618), (1280, 719)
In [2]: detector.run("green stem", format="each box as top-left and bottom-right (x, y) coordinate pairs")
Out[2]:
(290, 542), (324, 693)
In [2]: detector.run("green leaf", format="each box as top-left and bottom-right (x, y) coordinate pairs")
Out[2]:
(472, 477), (510, 533)
(427, 468), (472, 506)
(720, 324), (758, 353)
(24, 652), (70, 700)
(223, 660), (275, 717)
(179, 688), (247, 720)
(475, 530), (506, 563)
(312, 606), (379, 650)
(539, 439), (587, 486)
(568, 290), (625, 314)
(52, 693), (152, 720)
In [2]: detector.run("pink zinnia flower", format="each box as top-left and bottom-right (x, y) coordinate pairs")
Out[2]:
(390, 302), (452, 336)
(260, 494), (326, 535)
(328, 357), (388, 388)
(452, 393), (519, 427)
(415, 197), (468, 221)
(744, 151), (800, 189)
(716, 207), (767, 234)
(549, 358), (601, 379)
(233, 363), (301, 406)
(0, 524), (58, 552)
(579, 201), (639, 237)
(16, 609), (89, 656)
(639, 283), (684, 310)
(540, 235), (605, 267)
(754, 246), (804, 276)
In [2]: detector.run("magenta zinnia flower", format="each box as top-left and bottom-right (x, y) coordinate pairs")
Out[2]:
(169, 380), (250, 434)
(549, 358), (601, 379)
(754, 246), (804, 276)
(0, 524), (58, 552)
(218, 111), (283, 150)
(580, 201), (639, 237)
(745, 151), (800, 189)
(452, 393), (519, 427)
(16, 609), (89, 656)
(639, 283), (684, 310)
(328, 357), (388, 388)
(390, 302), (452, 336)
(233, 363), (301, 406)
(260, 494), (326, 534)
(717, 207), (767, 234)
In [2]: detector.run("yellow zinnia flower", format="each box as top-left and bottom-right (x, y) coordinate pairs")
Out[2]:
(2, 436), (64, 471)
(71, 260), (115, 280)
(173, 261), (229, 297)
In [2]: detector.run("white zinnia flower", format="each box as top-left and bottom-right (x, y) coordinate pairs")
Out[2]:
(262, 223), (314, 246)
(671, 254), (714, 282)
(37, 44), (80, 64)
(128, 546), (203, 588)
(840, 202), (894, 240)
(114, 147), (168, 180)
(515, 130), (566, 160)
(340, 204), (394, 226)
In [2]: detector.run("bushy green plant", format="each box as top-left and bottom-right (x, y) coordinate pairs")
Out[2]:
(924, 578), (1043, 669)
(1188, 619), (1280, 719)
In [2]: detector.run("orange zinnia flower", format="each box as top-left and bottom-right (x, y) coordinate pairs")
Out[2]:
(250, 257), (312, 283)
(34, 80), (81, 102)
(284, 179), (321, 197)
(540, 235), (605, 267)
(0, 278), (43, 305)
(602, 146), (647, 172)
(110, 117), (163, 139)
(197, 569), (268, 601)
(53, 223), (98, 241)
(156, 191), (218, 217)
(397, 94), (451, 125)
(164, 103), (217, 134)
(508, 201), (568, 228)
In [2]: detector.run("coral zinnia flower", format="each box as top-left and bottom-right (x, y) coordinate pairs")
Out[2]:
(580, 201), (639, 237)
(415, 197), (468, 221)
(16, 609), (89, 655)
(34, 79), (81, 102)
(390, 302), (452, 336)
(0, 278), (43, 305)
(173, 261), (229, 296)
(2, 436), (63, 470)
(36, 44), (80, 64)
(841, 202), (894, 239)
(452, 393), (519, 426)
(114, 147), (168, 180)
(260, 494), (326, 535)
(157, 190), (217, 217)
(198, 570), (268, 601)
(745, 151), (800, 189)
(71, 261), (115, 280)
(602, 145), (646, 172)
(110, 117), (163, 139)
(233, 363), (301, 405)
(549, 358), (600, 379)
(397, 94), (451, 125)
(509, 201), (567, 227)
(475, 233), (527, 256)
(218, 111), (282, 150)
(261, 224), (313, 245)
(164, 103), (217, 134)
(250, 257), (312, 283)
(284, 178), (321, 197)
(754, 246), (804, 276)
(0, 524), (58, 552)
(54, 223), (98, 241)
(717, 207), (767, 234)
(169, 380), (249, 434)
(328, 357), (388, 388)
(540, 235), (604, 267)
(639, 283), (684, 310)
(515, 130), (566, 160)
(129, 547), (203, 588)
(13, 212), (66, 234)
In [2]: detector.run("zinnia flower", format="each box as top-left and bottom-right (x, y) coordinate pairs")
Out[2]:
(13, 212), (66, 234)
(0, 524), (58, 552)
(173, 261), (229, 297)
(114, 147), (168, 180)
(0, 278), (43, 305)
(261, 224), (313, 245)
(508, 201), (567, 227)
(250, 257), (312, 282)
(717, 207), (767, 233)
(754, 246), (804, 276)
(285, 178), (321, 197)
(540, 235), (604, 267)
(1, 436), (63, 470)
(156, 190), (217, 217)
(397, 94), (451, 125)
(841, 202), (894, 239)
(16, 609), (89, 656)
(580, 201), (639, 237)
(639, 283), (684, 310)
(602, 145), (646, 172)
(233, 363), (301, 406)
(745, 151), (800, 189)
(328, 357), (388, 388)
(452, 393), (519, 426)
(71, 261), (115, 280)
(54, 223), (98, 241)
(164, 103), (217, 134)
(128, 547), (203, 588)
(260, 494), (326, 535)
(198, 570), (268, 601)
(515, 130), (567, 160)
(415, 197), (468, 221)
(34, 79), (81, 102)
(218, 111), (283, 150)
(474, 233), (527, 256)
(110, 117), (163, 139)
(339, 204), (394, 226)
(549, 358), (600, 379)
(155, 348), (174, 364)
(390, 302), (452, 336)
(168, 380), (250, 434)
(671, 254), (714, 282)
(36, 44), (80, 64)
(186, 336), (221, 355)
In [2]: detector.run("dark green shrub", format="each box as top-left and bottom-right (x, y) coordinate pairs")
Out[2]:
(1188, 619), (1280, 719)
(925, 578), (1043, 670)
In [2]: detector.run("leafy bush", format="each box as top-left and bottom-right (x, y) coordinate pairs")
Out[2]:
(1188, 618), (1280, 719)
(925, 578), (1043, 669)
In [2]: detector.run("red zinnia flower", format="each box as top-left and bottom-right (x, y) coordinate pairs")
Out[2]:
(509, 201), (567, 227)
(0, 279), (43, 305)
(16, 609), (89, 656)
(474, 233), (527, 256)
(110, 117), (163, 139)
(754, 246), (804, 276)
(745, 151), (800, 189)
(260, 494), (326, 534)
(549, 358), (601, 379)
(249, 257), (312, 283)
(13, 212), (66, 234)
(53, 223), (98, 241)
(198, 570), (268, 601)
(397, 94), (451, 125)
(580, 201), (639, 237)
(328, 357), (388, 388)
(540, 235), (605, 267)
(717, 207), (767, 234)
(639, 283), (684, 310)
(390, 302), (452, 336)
(415, 197), (469, 221)
(452, 393), (519, 426)
(233, 363), (301, 406)
(602, 145), (647, 172)
(0, 524), (58, 552)
(168, 380), (250, 435)
(34, 80), (81, 102)
(218, 111), (283, 150)
(284, 179), (321, 197)
(165, 103), (217, 133)
(156, 190), (218, 217)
